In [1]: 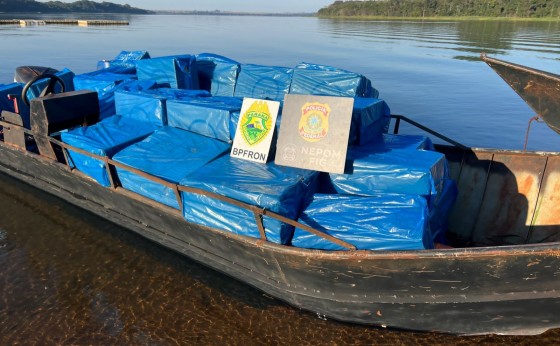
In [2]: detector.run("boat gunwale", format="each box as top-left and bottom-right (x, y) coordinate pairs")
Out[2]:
(0, 122), (360, 249)
(481, 54), (560, 83)
(1, 124), (560, 261)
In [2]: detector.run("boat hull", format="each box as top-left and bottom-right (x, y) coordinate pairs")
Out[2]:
(1, 143), (560, 335)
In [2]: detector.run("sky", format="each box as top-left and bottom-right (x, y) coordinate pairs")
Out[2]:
(37, 0), (335, 13)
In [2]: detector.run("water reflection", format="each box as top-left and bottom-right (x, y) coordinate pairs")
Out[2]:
(1, 173), (558, 344)
(320, 18), (560, 62)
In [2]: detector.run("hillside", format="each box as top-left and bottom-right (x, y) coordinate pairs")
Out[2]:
(318, 0), (560, 18)
(0, 0), (153, 14)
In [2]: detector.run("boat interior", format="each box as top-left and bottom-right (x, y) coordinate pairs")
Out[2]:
(1, 52), (559, 251)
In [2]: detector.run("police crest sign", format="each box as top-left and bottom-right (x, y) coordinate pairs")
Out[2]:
(275, 94), (354, 174)
(231, 98), (280, 163)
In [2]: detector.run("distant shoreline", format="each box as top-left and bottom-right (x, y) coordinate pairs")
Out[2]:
(316, 15), (560, 22)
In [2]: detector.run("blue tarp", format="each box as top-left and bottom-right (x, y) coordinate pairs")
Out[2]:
(142, 88), (211, 100)
(328, 147), (447, 206)
(365, 133), (435, 152)
(105, 50), (150, 69)
(167, 96), (243, 142)
(115, 88), (212, 126)
(233, 64), (293, 102)
(196, 53), (239, 97)
(61, 116), (158, 187)
(349, 98), (391, 145)
(289, 62), (379, 98)
(180, 157), (319, 244)
(292, 194), (432, 250)
(136, 55), (199, 89)
(74, 71), (134, 93)
(74, 71), (158, 119)
(0, 83), (31, 128)
(115, 90), (167, 126)
(113, 127), (231, 209)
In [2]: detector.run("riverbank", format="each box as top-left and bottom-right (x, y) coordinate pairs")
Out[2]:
(317, 15), (560, 21)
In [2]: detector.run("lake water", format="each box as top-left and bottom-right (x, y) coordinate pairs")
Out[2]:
(1, 14), (560, 344)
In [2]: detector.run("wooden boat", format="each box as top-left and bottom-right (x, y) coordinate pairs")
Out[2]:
(0, 55), (559, 336)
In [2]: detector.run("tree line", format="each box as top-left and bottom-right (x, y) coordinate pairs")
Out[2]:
(318, 0), (560, 18)
(0, 0), (152, 14)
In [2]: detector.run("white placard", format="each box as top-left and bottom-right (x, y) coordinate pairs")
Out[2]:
(230, 98), (280, 163)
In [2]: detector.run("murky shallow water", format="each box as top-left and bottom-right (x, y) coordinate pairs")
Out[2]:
(0, 172), (558, 344)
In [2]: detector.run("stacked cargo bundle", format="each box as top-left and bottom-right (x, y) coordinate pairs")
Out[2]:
(233, 64), (294, 102)
(196, 53), (240, 97)
(60, 92), (166, 186)
(180, 156), (319, 245)
(115, 88), (211, 126)
(112, 127), (230, 209)
(292, 194), (431, 250)
(65, 52), (211, 188)
(291, 133), (457, 250)
(60, 51), (456, 251)
(136, 54), (199, 89)
(74, 69), (156, 119)
(166, 96), (243, 143)
(289, 62), (379, 98)
(97, 50), (151, 70)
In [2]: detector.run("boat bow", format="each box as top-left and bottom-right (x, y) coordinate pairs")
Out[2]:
(481, 53), (560, 134)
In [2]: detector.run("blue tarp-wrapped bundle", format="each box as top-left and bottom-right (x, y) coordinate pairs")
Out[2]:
(101, 50), (150, 70)
(349, 98), (391, 145)
(0, 83), (30, 128)
(167, 96), (243, 142)
(143, 88), (211, 100)
(61, 84), (177, 187)
(112, 127), (231, 209)
(114, 88), (211, 126)
(292, 194), (432, 250)
(311, 133), (456, 248)
(233, 64), (293, 102)
(61, 116), (160, 186)
(289, 62), (378, 98)
(74, 66), (136, 92)
(136, 55), (199, 89)
(60, 52), (458, 251)
(74, 68), (157, 119)
(328, 146), (447, 206)
(196, 53), (240, 97)
(368, 133), (435, 152)
(115, 90), (167, 126)
(180, 156), (319, 244)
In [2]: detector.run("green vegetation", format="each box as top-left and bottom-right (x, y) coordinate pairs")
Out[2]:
(0, 0), (152, 14)
(318, 0), (560, 19)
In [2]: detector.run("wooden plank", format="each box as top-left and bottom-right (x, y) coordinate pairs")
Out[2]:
(471, 153), (546, 246)
(1, 112), (26, 149)
(528, 156), (560, 243)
